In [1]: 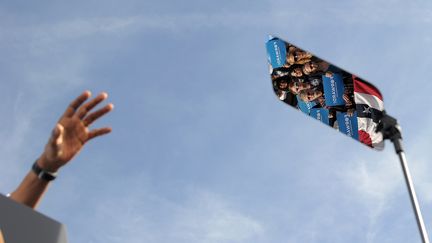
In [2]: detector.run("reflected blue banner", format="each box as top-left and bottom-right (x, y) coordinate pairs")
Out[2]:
(322, 73), (345, 106)
(336, 112), (359, 140)
(265, 36), (386, 150)
(266, 38), (287, 69)
(310, 108), (330, 125)
(297, 96), (316, 115)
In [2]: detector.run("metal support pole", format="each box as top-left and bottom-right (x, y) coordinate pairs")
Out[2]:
(378, 112), (430, 243)
(392, 138), (430, 243)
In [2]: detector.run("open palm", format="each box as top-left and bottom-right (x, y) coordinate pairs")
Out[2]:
(39, 91), (113, 171)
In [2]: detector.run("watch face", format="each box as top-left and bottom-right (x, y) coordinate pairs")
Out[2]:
(266, 36), (385, 150)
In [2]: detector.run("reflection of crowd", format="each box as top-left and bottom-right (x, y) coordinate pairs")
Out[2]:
(271, 43), (356, 127)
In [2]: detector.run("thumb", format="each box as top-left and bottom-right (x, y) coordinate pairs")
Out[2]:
(50, 124), (64, 152)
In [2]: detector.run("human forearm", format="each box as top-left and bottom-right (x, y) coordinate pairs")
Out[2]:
(9, 163), (51, 209)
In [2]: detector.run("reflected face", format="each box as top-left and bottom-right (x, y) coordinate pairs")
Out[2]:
(300, 89), (322, 102)
(290, 68), (303, 77)
(289, 81), (310, 94)
(278, 80), (289, 89)
(266, 37), (386, 150)
(303, 62), (318, 74)
(276, 90), (287, 100)
(288, 51), (310, 64)
(295, 51), (311, 60)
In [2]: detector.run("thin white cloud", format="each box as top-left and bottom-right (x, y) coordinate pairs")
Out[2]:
(67, 184), (264, 243)
(1, 12), (269, 45)
(407, 114), (432, 203)
(170, 190), (264, 243)
(340, 152), (401, 242)
(338, 125), (432, 242)
(342, 153), (402, 202)
(268, 0), (432, 25)
(0, 92), (34, 189)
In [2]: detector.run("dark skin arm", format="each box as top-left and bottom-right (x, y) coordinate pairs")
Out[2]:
(9, 91), (113, 208)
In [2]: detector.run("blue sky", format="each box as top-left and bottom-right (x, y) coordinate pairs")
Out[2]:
(1, 0), (432, 242)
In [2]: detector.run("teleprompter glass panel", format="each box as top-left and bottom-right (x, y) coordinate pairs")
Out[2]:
(266, 36), (385, 150)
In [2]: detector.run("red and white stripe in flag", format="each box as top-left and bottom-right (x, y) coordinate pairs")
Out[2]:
(353, 76), (385, 150)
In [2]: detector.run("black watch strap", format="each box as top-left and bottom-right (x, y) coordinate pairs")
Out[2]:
(32, 161), (57, 181)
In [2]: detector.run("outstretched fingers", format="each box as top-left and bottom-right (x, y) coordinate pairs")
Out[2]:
(63, 91), (91, 118)
(83, 104), (114, 126)
(75, 92), (108, 119)
(88, 127), (112, 141)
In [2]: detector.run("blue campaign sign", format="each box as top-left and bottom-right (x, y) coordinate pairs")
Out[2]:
(336, 111), (359, 140)
(310, 108), (330, 125)
(296, 96), (316, 115)
(266, 38), (287, 68)
(322, 73), (345, 106)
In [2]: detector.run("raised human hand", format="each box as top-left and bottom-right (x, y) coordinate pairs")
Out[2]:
(38, 91), (113, 172)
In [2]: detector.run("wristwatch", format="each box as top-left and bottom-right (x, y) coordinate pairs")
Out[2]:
(32, 161), (58, 181)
